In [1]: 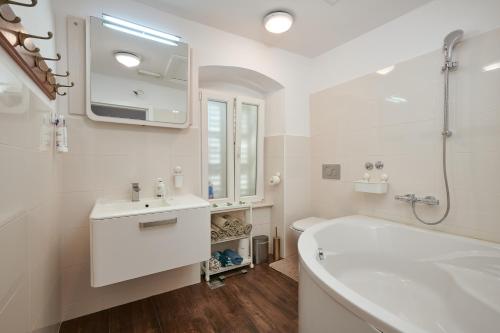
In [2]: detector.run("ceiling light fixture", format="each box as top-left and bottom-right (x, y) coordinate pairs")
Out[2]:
(482, 62), (500, 72)
(114, 52), (141, 68)
(264, 11), (294, 34)
(385, 96), (407, 104)
(102, 14), (179, 46)
(376, 65), (395, 75)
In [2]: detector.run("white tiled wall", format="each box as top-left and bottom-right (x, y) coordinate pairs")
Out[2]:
(284, 136), (311, 257)
(310, 28), (500, 243)
(264, 136), (285, 254)
(0, 53), (62, 332)
(264, 135), (311, 258)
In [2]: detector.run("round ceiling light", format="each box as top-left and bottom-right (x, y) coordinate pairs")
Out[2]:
(264, 11), (294, 34)
(114, 52), (141, 68)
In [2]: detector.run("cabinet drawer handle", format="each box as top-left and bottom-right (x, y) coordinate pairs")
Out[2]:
(139, 218), (177, 229)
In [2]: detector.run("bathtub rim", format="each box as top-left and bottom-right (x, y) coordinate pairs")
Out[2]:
(298, 214), (500, 333)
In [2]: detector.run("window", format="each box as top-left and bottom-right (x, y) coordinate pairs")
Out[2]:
(202, 91), (264, 203)
(207, 99), (230, 200)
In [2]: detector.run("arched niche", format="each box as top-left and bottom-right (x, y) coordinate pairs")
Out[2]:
(199, 65), (284, 94)
(198, 65), (285, 135)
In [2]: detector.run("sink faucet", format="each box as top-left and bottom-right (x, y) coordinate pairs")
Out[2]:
(131, 182), (141, 202)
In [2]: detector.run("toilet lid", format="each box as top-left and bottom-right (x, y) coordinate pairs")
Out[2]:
(291, 217), (326, 232)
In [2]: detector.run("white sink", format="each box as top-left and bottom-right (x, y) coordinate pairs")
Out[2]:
(90, 194), (209, 220)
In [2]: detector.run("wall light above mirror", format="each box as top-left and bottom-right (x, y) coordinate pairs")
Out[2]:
(86, 15), (190, 128)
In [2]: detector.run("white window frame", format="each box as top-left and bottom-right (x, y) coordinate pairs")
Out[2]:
(201, 90), (265, 203)
(201, 91), (234, 204)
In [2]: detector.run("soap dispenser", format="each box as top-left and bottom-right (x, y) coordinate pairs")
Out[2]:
(155, 178), (166, 198)
(173, 166), (183, 189)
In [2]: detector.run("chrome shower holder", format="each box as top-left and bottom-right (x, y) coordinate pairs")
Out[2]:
(442, 60), (459, 72)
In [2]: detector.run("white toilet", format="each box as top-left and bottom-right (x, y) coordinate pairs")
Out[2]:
(289, 217), (326, 235)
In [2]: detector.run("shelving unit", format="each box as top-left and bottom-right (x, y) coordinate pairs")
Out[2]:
(211, 234), (250, 244)
(203, 202), (254, 282)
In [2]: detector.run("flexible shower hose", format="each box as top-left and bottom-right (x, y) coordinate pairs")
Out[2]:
(411, 135), (451, 225)
(411, 59), (453, 225)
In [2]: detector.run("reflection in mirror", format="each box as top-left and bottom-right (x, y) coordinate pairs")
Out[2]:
(88, 16), (189, 126)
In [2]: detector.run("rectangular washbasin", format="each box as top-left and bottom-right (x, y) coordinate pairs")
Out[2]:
(90, 195), (209, 220)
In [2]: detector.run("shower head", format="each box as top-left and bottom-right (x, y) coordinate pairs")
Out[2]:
(443, 29), (464, 60)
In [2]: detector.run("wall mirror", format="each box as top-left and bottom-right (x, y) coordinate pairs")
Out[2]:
(87, 15), (190, 128)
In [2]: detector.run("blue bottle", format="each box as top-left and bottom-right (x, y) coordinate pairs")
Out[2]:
(208, 182), (214, 199)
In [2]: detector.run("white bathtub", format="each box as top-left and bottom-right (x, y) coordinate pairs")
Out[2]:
(298, 215), (500, 333)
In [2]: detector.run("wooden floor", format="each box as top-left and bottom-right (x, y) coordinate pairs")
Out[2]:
(60, 263), (298, 333)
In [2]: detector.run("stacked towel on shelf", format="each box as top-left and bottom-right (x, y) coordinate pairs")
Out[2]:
(212, 251), (233, 267)
(208, 257), (221, 272)
(212, 215), (231, 228)
(211, 224), (224, 241)
(223, 249), (243, 265)
(210, 215), (253, 241)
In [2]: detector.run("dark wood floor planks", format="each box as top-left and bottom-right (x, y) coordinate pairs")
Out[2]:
(59, 263), (298, 333)
(59, 309), (109, 333)
(109, 298), (161, 333)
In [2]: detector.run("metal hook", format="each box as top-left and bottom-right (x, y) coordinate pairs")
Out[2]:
(56, 82), (74, 88)
(15, 31), (52, 53)
(52, 70), (69, 78)
(36, 53), (61, 62)
(0, 0), (38, 7)
(35, 53), (61, 74)
(0, 0), (37, 23)
(53, 81), (74, 96)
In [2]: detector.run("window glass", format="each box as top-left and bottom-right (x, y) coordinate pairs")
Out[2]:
(207, 100), (228, 199)
(239, 103), (258, 197)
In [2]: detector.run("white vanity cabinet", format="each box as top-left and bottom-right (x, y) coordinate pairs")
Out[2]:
(90, 195), (210, 287)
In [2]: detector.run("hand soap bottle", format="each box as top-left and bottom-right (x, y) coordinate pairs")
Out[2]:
(155, 178), (167, 198)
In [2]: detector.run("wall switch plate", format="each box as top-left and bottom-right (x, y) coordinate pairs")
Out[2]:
(322, 164), (341, 180)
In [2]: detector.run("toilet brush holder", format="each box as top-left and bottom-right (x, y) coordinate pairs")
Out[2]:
(273, 227), (280, 261)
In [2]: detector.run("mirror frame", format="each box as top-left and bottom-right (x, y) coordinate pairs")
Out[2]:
(85, 16), (191, 128)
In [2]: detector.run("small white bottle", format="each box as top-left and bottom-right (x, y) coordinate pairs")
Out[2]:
(56, 118), (68, 153)
(173, 166), (183, 189)
(155, 178), (166, 198)
(362, 172), (371, 182)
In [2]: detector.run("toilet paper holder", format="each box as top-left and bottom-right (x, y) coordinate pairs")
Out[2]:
(269, 172), (281, 186)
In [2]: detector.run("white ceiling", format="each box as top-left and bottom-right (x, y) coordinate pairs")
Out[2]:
(134, 0), (432, 57)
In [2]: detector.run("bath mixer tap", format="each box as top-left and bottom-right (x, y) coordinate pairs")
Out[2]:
(131, 182), (141, 202)
(417, 196), (440, 206)
(395, 194), (416, 203)
(395, 194), (439, 206)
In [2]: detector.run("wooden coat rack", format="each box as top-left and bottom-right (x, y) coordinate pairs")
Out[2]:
(0, 0), (74, 100)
